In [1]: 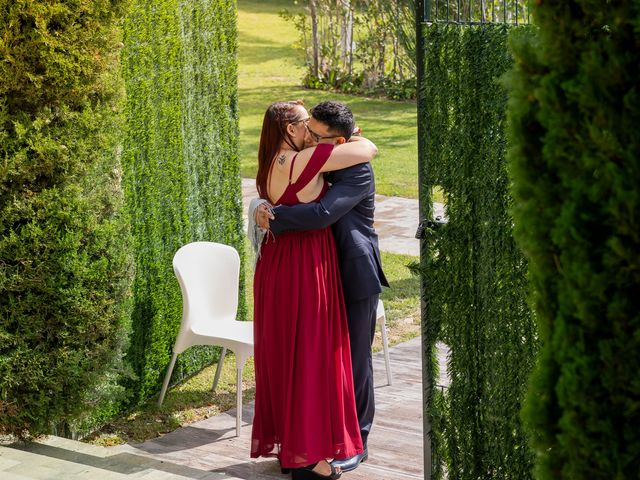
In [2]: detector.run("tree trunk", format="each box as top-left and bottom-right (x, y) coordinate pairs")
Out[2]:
(348, 4), (354, 75)
(393, 0), (399, 79)
(339, 0), (352, 70)
(309, 0), (319, 78)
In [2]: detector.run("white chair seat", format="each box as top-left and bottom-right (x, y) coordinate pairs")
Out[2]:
(191, 320), (253, 349)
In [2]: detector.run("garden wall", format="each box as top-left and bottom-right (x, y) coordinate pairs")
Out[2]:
(122, 0), (245, 403)
(418, 23), (536, 479)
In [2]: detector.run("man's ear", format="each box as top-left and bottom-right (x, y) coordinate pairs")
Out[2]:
(336, 137), (346, 145)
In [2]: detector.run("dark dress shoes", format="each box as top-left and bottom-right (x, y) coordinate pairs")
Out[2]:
(330, 448), (369, 473)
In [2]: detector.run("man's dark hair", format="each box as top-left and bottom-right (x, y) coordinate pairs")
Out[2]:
(310, 101), (355, 140)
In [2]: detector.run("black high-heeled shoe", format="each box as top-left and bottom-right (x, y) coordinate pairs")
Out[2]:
(291, 460), (341, 480)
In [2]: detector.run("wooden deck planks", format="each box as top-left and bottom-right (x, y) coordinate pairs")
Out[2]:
(116, 337), (425, 479)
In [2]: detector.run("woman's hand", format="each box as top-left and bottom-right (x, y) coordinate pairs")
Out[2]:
(255, 202), (275, 230)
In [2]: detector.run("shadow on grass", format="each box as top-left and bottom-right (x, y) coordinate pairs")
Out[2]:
(86, 358), (257, 446)
(239, 43), (296, 67)
(238, 0), (302, 16)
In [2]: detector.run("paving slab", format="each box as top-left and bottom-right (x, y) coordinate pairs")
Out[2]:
(1, 438), (230, 480)
(0, 337), (435, 479)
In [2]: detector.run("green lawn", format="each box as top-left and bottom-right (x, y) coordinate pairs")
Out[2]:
(238, 0), (419, 199)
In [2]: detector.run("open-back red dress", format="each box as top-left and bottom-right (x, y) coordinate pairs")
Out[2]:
(250, 143), (363, 468)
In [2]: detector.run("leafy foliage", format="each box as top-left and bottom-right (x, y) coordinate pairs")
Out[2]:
(121, 0), (244, 404)
(505, 2), (640, 478)
(281, 0), (416, 100)
(418, 23), (536, 479)
(0, 0), (133, 437)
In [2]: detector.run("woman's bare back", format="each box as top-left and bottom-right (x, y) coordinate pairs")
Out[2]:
(266, 149), (326, 204)
(266, 138), (377, 205)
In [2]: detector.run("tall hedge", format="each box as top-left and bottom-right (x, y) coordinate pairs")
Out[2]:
(419, 23), (536, 479)
(0, 0), (133, 437)
(505, 3), (640, 478)
(122, 0), (244, 403)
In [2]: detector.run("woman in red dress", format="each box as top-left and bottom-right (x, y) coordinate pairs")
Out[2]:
(250, 100), (377, 480)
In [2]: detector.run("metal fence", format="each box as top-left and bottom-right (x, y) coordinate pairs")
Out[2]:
(421, 0), (532, 25)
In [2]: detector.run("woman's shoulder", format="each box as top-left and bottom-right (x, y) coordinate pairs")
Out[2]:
(297, 143), (334, 161)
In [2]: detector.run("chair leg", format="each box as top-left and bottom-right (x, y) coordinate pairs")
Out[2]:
(158, 351), (178, 407)
(236, 366), (243, 437)
(380, 314), (393, 386)
(212, 347), (227, 392)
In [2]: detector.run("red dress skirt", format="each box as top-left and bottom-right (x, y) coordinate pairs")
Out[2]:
(250, 144), (363, 468)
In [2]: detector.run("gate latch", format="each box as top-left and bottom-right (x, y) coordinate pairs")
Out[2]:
(415, 216), (447, 240)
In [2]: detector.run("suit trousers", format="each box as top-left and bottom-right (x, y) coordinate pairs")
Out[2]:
(344, 293), (379, 446)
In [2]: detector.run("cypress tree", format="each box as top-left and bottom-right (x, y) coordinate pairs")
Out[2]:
(0, 0), (132, 437)
(505, 2), (640, 478)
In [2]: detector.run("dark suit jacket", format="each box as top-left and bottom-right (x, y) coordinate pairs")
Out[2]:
(269, 163), (390, 302)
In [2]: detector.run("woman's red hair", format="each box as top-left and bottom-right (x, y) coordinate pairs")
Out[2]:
(256, 100), (306, 203)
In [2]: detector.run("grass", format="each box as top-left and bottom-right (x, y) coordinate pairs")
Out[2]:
(86, 248), (419, 446)
(85, 355), (256, 446)
(378, 251), (421, 348)
(237, 0), (420, 199)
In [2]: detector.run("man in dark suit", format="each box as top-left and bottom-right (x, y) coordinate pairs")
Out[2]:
(255, 101), (389, 472)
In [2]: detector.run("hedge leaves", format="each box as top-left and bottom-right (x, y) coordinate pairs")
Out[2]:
(0, 0), (133, 437)
(1, 0), (243, 436)
(505, 3), (640, 478)
(419, 23), (536, 479)
(122, 0), (244, 403)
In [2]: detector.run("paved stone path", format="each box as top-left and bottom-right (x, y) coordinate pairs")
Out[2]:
(242, 178), (444, 257)
(1, 339), (427, 480)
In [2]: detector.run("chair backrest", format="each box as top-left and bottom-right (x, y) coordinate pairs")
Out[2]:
(173, 242), (240, 331)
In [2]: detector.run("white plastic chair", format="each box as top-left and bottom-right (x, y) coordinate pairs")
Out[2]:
(377, 299), (393, 386)
(157, 242), (253, 437)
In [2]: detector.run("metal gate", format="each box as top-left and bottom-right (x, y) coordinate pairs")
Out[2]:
(414, 2), (535, 478)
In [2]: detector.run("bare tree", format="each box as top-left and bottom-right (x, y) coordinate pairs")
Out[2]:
(338, 0), (353, 70)
(309, 0), (319, 78)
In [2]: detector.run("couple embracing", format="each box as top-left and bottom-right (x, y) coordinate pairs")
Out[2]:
(249, 100), (389, 479)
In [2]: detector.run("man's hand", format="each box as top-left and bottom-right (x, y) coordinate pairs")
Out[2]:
(255, 202), (275, 230)
(348, 127), (366, 143)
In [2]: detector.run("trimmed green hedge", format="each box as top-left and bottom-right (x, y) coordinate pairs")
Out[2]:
(0, 0), (133, 437)
(505, 3), (640, 478)
(122, 0), (244, 403)
(419, 24), (536, 479)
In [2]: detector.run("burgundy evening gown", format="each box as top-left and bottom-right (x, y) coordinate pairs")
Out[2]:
(251, 143), (363, 469)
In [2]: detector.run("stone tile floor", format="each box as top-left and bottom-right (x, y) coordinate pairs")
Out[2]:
(1, 338), (426, 480)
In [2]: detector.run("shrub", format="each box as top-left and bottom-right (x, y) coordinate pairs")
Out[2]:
(505, 3), (640, 478)
(282, 0), (416, 100)
(0, 0), (133, 437)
